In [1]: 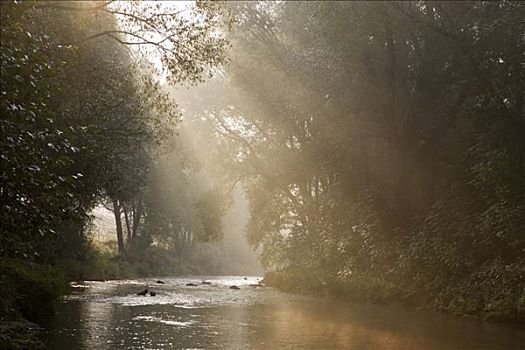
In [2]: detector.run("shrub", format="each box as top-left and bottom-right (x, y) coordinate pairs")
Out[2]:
(0, 259), (68, 322)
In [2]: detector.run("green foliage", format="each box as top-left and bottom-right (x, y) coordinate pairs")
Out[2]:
(264, 267), (402, 305)
(191, 1), (525, 322)
(0, 259), (68, 322)
(0, 0), (229, 328)
(1, 0), (229, 259)
(0, 321), (46, 350)
(264, 269), (325, 293)
(55, 242), (122, 282)
(194, 189), (228, 242)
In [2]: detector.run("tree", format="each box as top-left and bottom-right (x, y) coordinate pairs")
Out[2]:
(188, 1), (524, 319)
(0, 0), (229, 258)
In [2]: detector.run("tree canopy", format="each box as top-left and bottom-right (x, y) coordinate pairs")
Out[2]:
(190, 1), (525, 320)
(0, 0), (228, 263)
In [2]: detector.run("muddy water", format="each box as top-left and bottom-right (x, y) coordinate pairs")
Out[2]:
(41, 276), (524, 350)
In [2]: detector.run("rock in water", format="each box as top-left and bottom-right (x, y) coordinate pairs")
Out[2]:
(149, 291), (156, 296)
(230, 285), (240, 290)
(156, 280), (165, 284)
(201, 280), (212, 285)
(137, 289), (148, 296)
(186, 283), (197, 287)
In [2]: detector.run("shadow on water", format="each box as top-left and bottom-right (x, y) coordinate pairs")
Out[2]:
(40, 277), (525, 350)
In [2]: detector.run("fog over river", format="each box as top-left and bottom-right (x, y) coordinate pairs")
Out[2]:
(41, 277), (524, 350)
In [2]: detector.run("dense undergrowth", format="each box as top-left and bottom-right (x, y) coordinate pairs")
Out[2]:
(218, 0), (525, 327)
(264, 264), (525, 323)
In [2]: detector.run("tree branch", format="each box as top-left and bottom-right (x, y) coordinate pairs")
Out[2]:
(35, 1), (114, 12)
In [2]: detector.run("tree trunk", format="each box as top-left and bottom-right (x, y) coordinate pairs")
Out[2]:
(123, 206), (132, 241)
(131, 200), (142, 239)
(112, 199), (125, 254)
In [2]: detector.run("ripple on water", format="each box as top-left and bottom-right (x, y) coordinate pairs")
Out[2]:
(132, 316), (194, 327)
(65, 291), (230, 307)
(63, 276), (268, 308)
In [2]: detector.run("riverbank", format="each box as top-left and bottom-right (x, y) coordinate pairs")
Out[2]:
(0, 243), (198, 350)
(263, 268), (525, 324)
(0, 321), (45, 350)
(0, 259), (66, 350)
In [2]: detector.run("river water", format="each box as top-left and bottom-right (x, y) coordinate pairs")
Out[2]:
(41, 276), (524, 350)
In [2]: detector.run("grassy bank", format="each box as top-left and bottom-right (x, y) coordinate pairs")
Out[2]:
(263, 267), (525, 323)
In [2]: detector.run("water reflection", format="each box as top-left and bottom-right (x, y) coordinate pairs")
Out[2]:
(42, 277), (525, 350)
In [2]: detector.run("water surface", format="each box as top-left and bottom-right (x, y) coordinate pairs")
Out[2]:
(41, 276), (524, 350)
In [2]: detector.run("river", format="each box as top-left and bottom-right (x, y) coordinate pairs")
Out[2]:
(40, 276), (524, 350)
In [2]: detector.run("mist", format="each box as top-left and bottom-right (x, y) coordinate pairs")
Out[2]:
(1, 1), (524, 348)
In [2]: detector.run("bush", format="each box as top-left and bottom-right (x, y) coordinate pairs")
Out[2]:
(0, 259), (68, 322)
(264, 267), (402, 306)
(331, 275), (402, 304)
(0, 321), (46, 350)
(264, 267), (325, 293)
